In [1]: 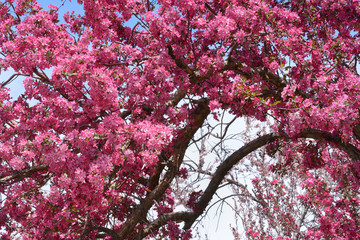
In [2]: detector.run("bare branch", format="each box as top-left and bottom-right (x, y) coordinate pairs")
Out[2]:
(184, 133), (279, 229)
(1, 73), (28, 88)
(183, 128), (360, 229)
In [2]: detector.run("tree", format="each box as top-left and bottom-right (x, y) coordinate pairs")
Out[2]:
(0, 0), (360, 239)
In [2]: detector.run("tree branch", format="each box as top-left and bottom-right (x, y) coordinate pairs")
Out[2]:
(115, 99), (210, 239)
(183, 133), (279, 229)
(298, 128), (360, 162)
(139, 211), (195, 238)
(0, 164), (49, 185)
(183, 128), (360, 229)
(204, 2), (217, 16)
(1, 73), (23, 88)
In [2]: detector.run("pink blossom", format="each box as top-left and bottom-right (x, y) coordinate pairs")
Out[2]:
(270, 180), (278, 185)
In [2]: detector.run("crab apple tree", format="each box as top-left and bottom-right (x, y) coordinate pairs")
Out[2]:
(1, 0), (360, 239)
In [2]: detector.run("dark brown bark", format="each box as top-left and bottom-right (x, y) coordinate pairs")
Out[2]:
(0, 164), (49, 185)
(115, 99), (210, 239)
(133, 128), (360, 236)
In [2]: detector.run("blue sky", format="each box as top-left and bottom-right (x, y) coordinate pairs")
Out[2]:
(3, 0), (85, 100)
